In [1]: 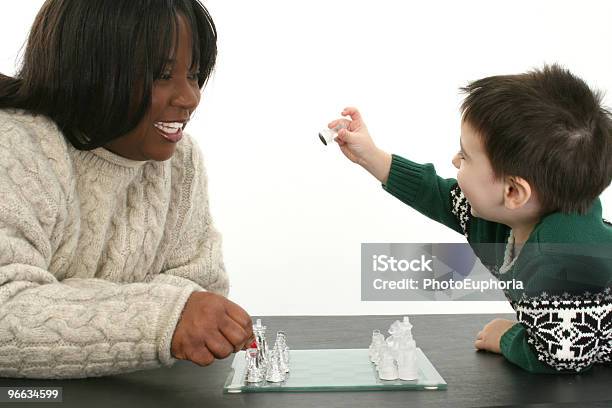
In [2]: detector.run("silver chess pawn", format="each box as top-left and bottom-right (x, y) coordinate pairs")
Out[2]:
(274, 343), (290, 374)
(274, 331), (290, 369)
(245, 348), (264, 383)
(265, 348), (285, 383)
(368, 329), (385, 363)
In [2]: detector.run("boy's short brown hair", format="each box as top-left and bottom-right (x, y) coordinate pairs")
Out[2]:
(460, 64), (612, 215)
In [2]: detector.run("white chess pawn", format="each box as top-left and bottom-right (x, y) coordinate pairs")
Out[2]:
(377, 349), (399, 381)
(318, 123), (347, 146)
(396, 340), (418, 380)
(368, 330), (385, 363)
(245, 348), (264, 383)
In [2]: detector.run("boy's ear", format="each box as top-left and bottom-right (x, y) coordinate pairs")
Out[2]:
(503, 176), (532, 210)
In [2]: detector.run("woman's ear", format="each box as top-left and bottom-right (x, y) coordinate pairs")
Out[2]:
(503, 176), (532, 210)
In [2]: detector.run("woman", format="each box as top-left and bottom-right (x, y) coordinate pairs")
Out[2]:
(0, 0), (252, 379)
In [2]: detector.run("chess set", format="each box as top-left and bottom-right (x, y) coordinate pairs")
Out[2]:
(223, 317), (447, 393)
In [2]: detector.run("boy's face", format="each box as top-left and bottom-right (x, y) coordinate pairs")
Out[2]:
(452, 121), (506, 221)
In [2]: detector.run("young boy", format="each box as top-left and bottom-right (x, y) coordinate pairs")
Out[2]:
(329, 64), (612, 373)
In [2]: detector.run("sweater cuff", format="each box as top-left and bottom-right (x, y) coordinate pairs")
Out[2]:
(157, 286), (197, 366)
(382, 154), (428, 206)
(500, 322), (523, 356)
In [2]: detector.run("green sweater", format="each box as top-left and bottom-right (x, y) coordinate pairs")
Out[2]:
(383, 154), (612, 374)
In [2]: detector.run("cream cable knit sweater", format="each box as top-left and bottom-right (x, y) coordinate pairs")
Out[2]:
(0, 109), (229, 379)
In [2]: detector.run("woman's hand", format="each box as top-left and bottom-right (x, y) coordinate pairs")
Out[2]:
(171, 292), (253, 366)
(328, 107), (392, 183)
(474, 318), (516, 354)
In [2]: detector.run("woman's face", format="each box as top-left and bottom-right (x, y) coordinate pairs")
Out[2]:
(104, 14), (201, 161)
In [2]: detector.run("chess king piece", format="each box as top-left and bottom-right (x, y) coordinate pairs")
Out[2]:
(253, 319), (269, 371)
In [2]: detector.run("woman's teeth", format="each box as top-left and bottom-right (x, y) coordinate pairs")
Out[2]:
(154, 122), (183, 134)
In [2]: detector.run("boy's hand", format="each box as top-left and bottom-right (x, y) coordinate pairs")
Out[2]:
(328, 107), (392, 183)
(474, 318), (516, 354)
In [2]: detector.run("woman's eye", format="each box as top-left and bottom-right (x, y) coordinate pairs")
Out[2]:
(159, 72), (172, 80)
(188, 72), (200, 81)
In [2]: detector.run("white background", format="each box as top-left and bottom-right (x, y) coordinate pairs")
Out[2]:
(1, 1), (611, 316)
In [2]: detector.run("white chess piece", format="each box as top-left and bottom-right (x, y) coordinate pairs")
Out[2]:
(265, 349), (285, 383)
(318, 123), (347, 146)
(274, 331), (290, 368)
(377, 347), (399, 380)
(396, 337), (418, 380)
(253, 319), (269, 371)
(245, 348), (264, 383)
(275, 344), (290, 374)
(368, 330), (385, 363)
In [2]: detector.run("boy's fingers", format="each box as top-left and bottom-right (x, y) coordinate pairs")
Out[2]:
(342, 107), (363, 122)
(337, 128), (354, 142)
(474, 339), (485, 350)
(328, 118), (350, 129)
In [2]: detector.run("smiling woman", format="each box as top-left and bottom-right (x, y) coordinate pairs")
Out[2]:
(0, 0), (215, 157)
(0, 0), (253, 380)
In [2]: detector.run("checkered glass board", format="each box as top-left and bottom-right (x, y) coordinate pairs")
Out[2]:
(223, 348), (447, 393)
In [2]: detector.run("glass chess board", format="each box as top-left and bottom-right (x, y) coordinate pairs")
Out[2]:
(223, 348), (447, 393)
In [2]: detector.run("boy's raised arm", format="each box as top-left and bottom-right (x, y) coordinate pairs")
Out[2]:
(329, 107), (469, 236)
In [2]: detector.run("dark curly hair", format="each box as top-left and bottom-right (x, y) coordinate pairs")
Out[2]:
(461, 64), (612, 215)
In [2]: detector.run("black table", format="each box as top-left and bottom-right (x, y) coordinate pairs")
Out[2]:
(1, 315), (611, 408)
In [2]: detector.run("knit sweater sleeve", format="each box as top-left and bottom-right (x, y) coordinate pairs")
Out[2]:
(382, 154), (471, 236)
(0, 121), (195, 378)
(154, 137), (229, 296)
(382, 154), (510, 245)
(500, 255), (612, 373)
